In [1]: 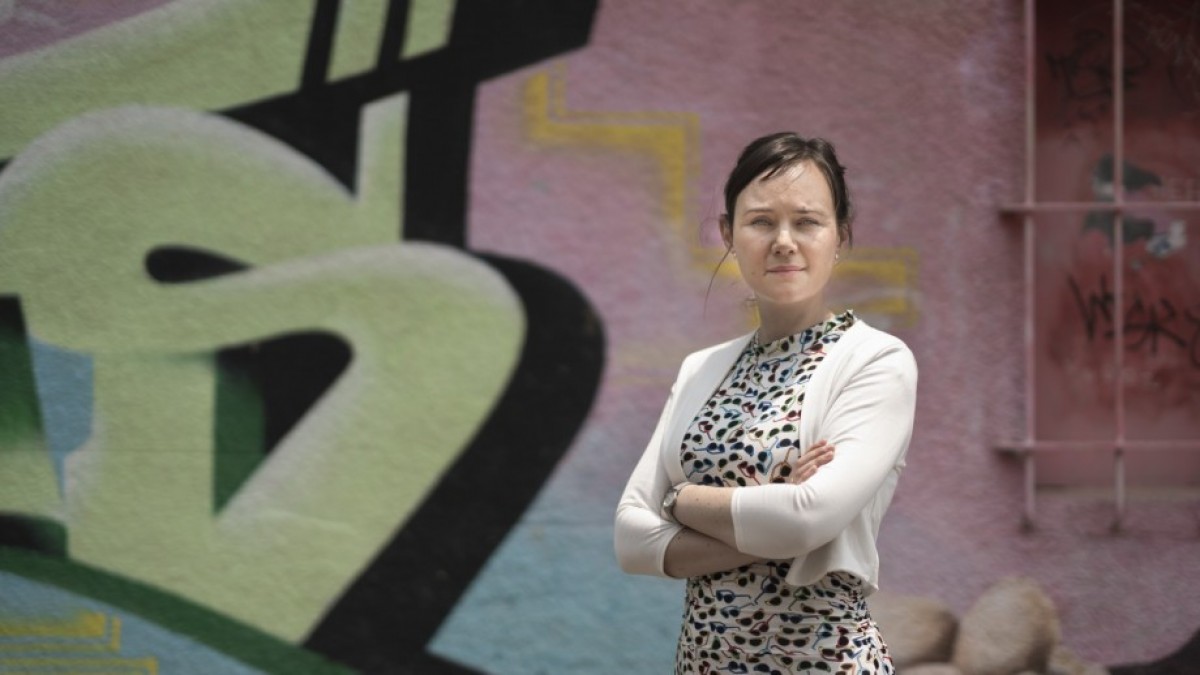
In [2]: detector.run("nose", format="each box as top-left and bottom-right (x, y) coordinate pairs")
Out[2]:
(772, 227), (797, 255)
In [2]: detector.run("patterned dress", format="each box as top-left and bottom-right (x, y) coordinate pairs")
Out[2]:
(674, 311), (894, 674)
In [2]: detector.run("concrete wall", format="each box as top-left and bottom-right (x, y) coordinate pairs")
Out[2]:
(0, 1), (1196, 673)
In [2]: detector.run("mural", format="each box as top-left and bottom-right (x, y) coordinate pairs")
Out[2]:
(1, 1), (1198, 674)
(0, 1), (601, 672)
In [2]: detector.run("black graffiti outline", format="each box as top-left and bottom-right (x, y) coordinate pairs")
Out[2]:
(1042, 5), (1155, 127)
(1068, 273), (1200, 368)
(1045, 28), (1117, 102)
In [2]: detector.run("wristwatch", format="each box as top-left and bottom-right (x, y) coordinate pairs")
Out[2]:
(660, 482), (689, 523)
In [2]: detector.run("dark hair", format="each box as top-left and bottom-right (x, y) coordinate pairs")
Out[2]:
(720, 132), (853, 247)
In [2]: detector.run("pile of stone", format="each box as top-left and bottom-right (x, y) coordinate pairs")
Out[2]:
(869, 576), (1108, 675)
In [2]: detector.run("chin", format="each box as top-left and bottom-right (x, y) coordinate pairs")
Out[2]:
(760, 293), (822, 308)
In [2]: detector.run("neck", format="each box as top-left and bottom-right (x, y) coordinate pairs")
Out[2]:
(756, 299), (832, 343)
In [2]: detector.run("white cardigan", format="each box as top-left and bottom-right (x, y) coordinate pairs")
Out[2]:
(614, 319), (917, 593)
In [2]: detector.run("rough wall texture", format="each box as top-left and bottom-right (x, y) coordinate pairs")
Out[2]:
(0, 1), (1196, 673)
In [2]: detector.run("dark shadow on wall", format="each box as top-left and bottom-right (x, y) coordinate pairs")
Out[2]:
(1111, 629), (1200, 675)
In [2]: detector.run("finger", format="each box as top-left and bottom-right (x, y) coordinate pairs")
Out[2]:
(790, 449), (835, 484)
(791, 461), (820, 481)
(800, 448), (833, 467)
(795, 448), (832, 471)
(792, 467), (817, 484)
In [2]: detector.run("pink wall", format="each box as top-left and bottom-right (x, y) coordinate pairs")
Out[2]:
(464, 0), (1197, 667)
(2, 1), (1198, 671)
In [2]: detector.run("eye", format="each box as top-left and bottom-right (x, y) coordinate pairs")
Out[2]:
(749, 217), (773, 228)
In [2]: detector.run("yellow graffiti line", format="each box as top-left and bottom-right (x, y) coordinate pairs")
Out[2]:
(834, 247), (920, 325)
(0, 612), (106, 639)
(0, 613), (119, 653)
(523, 65), (702, 263)
(0, 656), (155, 674)
(0, 613), (120, 653)
(6, 667), (145, 672)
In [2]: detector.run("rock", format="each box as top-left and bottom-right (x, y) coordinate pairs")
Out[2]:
(871, 590), (959, 668)
(901, 664), (963, 675)
(1048, 645), (1110, 675)
(952, 576), (1061, 675)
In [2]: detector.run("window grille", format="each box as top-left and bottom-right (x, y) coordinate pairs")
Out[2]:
(999, 0), (1200, 530)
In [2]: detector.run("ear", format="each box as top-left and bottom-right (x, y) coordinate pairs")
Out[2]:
(837, 224), (851, 249)
(719, 215), (733, 251)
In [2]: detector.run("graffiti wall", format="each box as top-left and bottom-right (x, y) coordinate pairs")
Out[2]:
(0, 1), (1197, 673)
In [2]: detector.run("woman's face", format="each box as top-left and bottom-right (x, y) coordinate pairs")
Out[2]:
(722, 161), (842, 313)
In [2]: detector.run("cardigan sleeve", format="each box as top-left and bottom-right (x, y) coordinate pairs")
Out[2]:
(729, 344), (917, 560)
(614, 383), (685, 577)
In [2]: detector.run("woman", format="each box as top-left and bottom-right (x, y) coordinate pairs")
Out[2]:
(614, 132), (917, 674)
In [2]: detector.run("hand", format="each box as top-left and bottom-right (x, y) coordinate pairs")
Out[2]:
(788, 439), (835, 484)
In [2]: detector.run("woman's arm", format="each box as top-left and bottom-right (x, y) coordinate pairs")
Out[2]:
(669, 440), (835, 551)
(662, 529), (762, 578)
(614, 385), (683, 577)
(730, 347), (917, 559)
(663, 441), (835, 575)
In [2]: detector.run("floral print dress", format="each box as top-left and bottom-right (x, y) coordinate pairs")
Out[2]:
(674, 311), (894, 674)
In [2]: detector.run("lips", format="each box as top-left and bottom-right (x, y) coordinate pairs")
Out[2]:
(767, 266), (805, 273)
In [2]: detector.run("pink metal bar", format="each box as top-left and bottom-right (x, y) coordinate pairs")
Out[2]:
(1113, 447), (1127, 532)
(1023, 451), (1036, 531)
(997, 440), (1200, 453)
(1112, 0), (1127, 530)
(1024, 0), (1036, 204)
(1022, 0), (1037, 528)
(1000, 201), (1200, 214)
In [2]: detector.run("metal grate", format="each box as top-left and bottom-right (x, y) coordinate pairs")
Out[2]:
(999, 0), (1200, 531)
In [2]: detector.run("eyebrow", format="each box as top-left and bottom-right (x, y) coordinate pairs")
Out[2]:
(742, 206), (827, 215)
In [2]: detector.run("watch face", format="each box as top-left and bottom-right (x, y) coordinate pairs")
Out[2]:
(661, 484), (683, 522)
